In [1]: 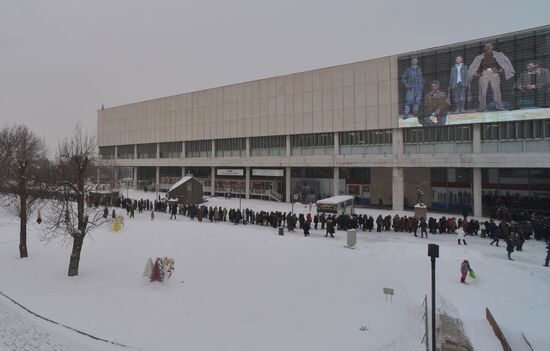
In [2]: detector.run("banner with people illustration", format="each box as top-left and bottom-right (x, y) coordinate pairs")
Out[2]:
(398, 26), (550, 127)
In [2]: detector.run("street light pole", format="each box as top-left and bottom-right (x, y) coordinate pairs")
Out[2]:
(427, 244), (439, 351)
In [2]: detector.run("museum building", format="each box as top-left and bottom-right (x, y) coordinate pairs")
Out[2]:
(97, 25), (550, 217)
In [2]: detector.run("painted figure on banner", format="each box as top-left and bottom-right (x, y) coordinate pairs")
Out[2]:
(515, 61), (550, 108)
(469, 43), (515, 112)
(448, 56), (471, 113)
(421, 81), (448, 125)
(401, 57), (424, 118)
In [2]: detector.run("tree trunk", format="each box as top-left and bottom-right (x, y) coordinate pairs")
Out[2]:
(19, 193), (28, 258)
(68, 235), (84, 277)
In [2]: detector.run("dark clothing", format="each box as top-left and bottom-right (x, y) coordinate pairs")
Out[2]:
(478, 54), (500, 73)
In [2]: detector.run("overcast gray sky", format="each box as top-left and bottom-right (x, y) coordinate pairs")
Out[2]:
(1, 0), (548, 152)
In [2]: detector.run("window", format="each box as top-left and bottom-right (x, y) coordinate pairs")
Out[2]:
(215, 138), (246, 157)
(340, 129), (392, 146)
(159, 142), (182, 158)
(250, 136), (286, 156)
(99, 146), (115, 159)
(117, 144), (135, 159)
(186, 140), (212, 158)
(137, 143), (157, 159)
(290, 133), (334, 147)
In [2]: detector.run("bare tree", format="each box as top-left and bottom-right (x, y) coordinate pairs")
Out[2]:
(0, 125), (20, 193)
(2, 125), (49, 258)
(43, 126), (108, 276)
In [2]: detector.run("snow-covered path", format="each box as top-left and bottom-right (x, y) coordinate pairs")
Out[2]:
(0, 293), (109, 351)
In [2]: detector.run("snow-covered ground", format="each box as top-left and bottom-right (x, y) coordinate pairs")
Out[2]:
(0, 194), (549, 351)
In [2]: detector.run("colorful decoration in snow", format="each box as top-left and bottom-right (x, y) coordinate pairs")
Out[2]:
(144, 257), (175, 283)
(112, 217), (122, 232)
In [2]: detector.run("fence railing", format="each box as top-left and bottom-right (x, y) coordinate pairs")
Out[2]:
(486, 307), (512, 351)
(421, 294), (429, 351)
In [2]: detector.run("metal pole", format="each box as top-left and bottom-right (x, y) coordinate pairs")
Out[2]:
(431, 257), (436, 351)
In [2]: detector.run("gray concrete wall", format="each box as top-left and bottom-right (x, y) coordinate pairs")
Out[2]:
(370, 168), (392, 206)
(97, 56), (399, 147)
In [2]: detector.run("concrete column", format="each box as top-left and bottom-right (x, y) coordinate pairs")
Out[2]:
(181, 166), (186, 177)
(286, 135), (291, 157)
(245, 167), (250, 199)
(333, 167), (339, 196)
(181, 141), (186, 159)
(285, 167), (291, 202)
(134, 144), (137, 159)
(155, 166), (160, 193)
(113, 167), (119, 190)
(245, 138), (250, 158)
(114, 145), (118, 159)
(211, 140), (216, 158)
(473, 168), (482, 217)
(133, 166), (138, 189)
(211, 166), (216, 196)
(473, 124), (481, 154)
(392, 167), (404, 211)
(334, 132), (340, 155)
(392, 128), (403, 155)
(156, 143), (160, 159)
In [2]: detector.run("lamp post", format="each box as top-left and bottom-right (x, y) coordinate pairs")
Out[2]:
(427, 244), (439, 351)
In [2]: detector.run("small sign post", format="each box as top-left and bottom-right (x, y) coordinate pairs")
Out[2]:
(383, 287), (394, 303)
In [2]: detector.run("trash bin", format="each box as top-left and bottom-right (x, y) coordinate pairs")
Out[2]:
(347, 229), (356, 247)
(278, 227), (284, 236)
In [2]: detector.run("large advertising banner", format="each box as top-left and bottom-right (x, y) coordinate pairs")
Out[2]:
(398, 26), (550, 128)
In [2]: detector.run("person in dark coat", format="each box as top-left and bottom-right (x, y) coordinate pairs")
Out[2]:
(313, 215), (319, 230)
(170, 205), (177, 220)
(326, 217), (335, 238)
(376, 215), (383, 232)
(303, 220), (310, 237)
(505, 235), (515, 260)
(420, 217), (428, 238)
(366, 216), (374, 232)
(103, 207), (108, 219)
(544, 243), (550, 267)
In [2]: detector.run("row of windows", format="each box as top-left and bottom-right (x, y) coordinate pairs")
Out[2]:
(290, 133), (334, 148)
(404, 126), (472, 144)
(481, 120), (550, 141)
(339, 129), (392, 146)
(102, 120), (550, 158)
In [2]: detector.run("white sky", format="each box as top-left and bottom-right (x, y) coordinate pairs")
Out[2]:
(1, 0), (548, 152)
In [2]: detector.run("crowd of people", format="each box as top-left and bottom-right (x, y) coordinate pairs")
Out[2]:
(94, 193), (550, 268)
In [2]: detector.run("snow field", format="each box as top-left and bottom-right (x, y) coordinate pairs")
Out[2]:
(0, 195), (549, 350)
